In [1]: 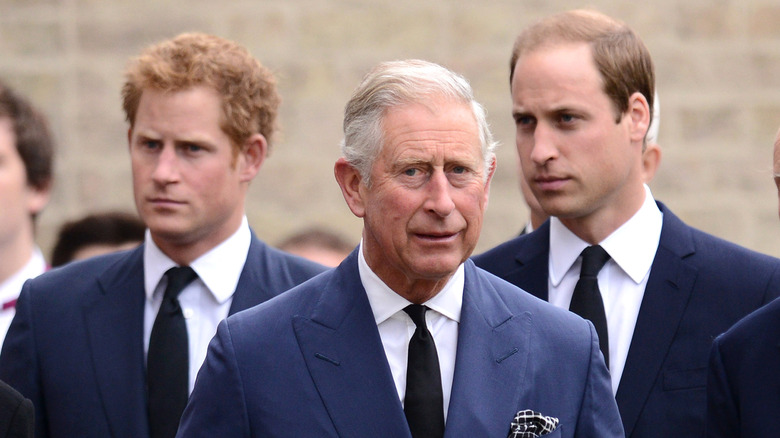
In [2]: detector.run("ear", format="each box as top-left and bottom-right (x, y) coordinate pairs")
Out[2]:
(642, 142), (663, 183)
(26, 181), (51, 216)
(334, 157), (366, 218)
(127, 128), (133, 151)
(238, 134), (267, 182)
(482, 154), (497, 206)
(627, 92), (651, 144)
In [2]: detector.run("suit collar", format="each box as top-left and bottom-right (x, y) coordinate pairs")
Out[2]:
(293, 250), (412, 436)
(294, 255), (532, 436)
(84, 247), (149, 437)
(445, 261), (532, 436)
(511, 222), (551, 301)
(615, 203), (698, 437)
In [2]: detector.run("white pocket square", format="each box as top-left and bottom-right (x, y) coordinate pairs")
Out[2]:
(507, 409), (559, 437)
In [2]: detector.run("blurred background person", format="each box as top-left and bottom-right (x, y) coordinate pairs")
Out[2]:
(50, 211), (145, 267)
(0, 79), (53, 345)
(276, 226), (354, 267)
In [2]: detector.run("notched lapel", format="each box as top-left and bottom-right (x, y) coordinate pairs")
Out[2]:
(83, 248), (149, 437)
(446, 264), (533, 436)
(616, 223), (698, 437)
(292, 263), (411, 438)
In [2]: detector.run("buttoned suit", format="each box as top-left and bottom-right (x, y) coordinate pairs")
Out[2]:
(0, 233), (327, 438)
(473, 202), (780, 437)
(176, 251), (623, 438)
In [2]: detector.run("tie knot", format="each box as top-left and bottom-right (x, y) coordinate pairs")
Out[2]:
(579, 245), (610, 278)
(163, 266), (198, 300)
(403, 304), (428, 329)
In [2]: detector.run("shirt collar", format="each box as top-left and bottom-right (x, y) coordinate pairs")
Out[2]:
(0, 247), (46, 302)
(358, 240), (463, 325)
(144, 216), (252, 304)
(550, 184), (663, 285)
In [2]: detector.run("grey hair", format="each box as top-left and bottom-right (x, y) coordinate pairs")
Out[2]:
(340, 59), (498, 186)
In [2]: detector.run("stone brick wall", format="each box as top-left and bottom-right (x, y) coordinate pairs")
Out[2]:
(2, 0), (780, 260)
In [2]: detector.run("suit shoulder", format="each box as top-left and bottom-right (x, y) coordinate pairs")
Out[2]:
(471, 235), (527, 275)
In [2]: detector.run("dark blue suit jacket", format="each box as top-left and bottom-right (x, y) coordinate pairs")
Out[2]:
(473, 202), (780, 437)
(707, 296), (780, 437)
(176, 251), (623, 438)
(0, 234), (326, 438)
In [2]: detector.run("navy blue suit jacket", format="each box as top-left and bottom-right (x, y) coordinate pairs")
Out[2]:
(176, 251), (623, 438)
(0, 234), (326, 438)
(707, 296), (780, 437)
(473, 202), (780, 437)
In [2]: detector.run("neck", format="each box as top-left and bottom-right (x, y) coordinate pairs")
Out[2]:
(0, 231), (35, 283)
(559, 184), (647, 245)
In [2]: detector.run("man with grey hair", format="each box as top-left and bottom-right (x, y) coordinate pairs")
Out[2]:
(177, 59), (622, 437)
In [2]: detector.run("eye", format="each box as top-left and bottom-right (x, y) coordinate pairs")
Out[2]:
(452, 166), (466, 174)
(514, 114), (535, 127)
(404, 168), (418, 177)
(143, 139), (161, 150)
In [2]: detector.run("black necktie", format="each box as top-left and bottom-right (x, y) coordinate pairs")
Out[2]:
(148, 266), (197, 438)
(403, 304), (445, 438)
(569, 245), (611, 368)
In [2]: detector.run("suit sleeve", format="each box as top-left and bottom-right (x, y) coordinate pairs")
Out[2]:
(575, 322), (624, 438)
(705, 338), (739, 438)
(0, 280), (47, 438)
(176, 319), (251, 438)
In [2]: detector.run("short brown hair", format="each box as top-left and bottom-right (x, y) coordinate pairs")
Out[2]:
(122, 32), (280, 153)
(509, 9), (654, 124)
(0, 79), (54, 191)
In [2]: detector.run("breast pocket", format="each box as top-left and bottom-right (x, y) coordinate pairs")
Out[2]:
(663, 367), (707, 391)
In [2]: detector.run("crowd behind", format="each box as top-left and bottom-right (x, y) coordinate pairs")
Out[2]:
(0, 7), (776, 438)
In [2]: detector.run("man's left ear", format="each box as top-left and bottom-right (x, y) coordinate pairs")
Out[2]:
(239, 134), (267, 181)
(628, 92), (651, 144)
(483, 155), (497, 204)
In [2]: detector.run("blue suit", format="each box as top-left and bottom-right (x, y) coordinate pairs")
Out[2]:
(707, 296), (780, 437)
(177, 251), (623, 438)
(473, 202), (780, 437)
(0, 234), (327, 438)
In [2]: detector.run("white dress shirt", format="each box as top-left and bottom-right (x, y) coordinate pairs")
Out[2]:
(358, 242), (461, 421)
(143, 217), (251, 393)
(0, 247), (46, 344)
(548, 185), (663, 394)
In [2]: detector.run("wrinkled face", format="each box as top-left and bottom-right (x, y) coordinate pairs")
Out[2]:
(354, 98), (494, 291)
(0, 118), (48, 248)
(511, 42), (646, 228)
(129, 86), (252, 255)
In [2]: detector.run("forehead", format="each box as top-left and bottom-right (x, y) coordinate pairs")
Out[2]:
(511, 42), (605, 105)
(379, 99), (481, 160)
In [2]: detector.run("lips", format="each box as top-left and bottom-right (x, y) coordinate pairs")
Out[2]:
(534, 175), (569, 191)
(147, 197), (185, 208)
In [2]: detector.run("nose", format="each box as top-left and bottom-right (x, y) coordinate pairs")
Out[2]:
(527, 122), (558, 166)
(424, 170), (456, 217)
(151, 145), (180, 185)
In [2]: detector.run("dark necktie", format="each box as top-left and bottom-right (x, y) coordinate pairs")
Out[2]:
(569, 245), (611, 368)
(148, 266), (198, 438)
(403, 304), (445, 438)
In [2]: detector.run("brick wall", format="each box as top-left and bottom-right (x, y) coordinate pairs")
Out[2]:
(2, 0), (779, 260)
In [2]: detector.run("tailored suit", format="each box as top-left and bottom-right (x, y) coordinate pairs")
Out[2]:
(176, 251), (623, 438)
(472, 202), (780, 437)
(0, 380), (32, 438)
(0, 233), (327, 438)
(706, 296), (780, 437)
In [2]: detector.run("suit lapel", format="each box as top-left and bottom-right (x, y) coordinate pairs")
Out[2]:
(293, 253), (411, 437)
(445, 262), (532, 437)
(83, 247), (149, 437)
(615, 206), (698, 437)
(511, 223), (551, 300)
(229, 235), (276, 315)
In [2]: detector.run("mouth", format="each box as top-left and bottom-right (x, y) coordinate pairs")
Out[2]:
(147, 197), (185, 208)
(413, 231), (460, 242)
(534, 175), (569, 191)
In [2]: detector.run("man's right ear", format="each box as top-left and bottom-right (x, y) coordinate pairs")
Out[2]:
(334, 158), (366, 218)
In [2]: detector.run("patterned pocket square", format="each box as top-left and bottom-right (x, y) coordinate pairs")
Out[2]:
(507, 409), (559, 437)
